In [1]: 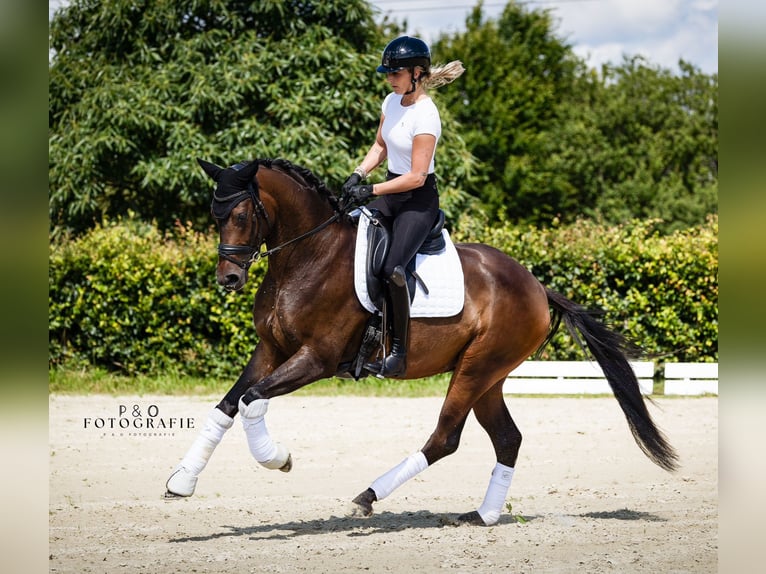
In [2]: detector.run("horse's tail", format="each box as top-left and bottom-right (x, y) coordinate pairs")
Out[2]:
(544, 288), (679, 472)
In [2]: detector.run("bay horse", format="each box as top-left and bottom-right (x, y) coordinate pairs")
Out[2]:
(165, 157), (678, 526)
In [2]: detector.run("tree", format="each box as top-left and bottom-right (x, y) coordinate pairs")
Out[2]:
(587, 58), (718, 231)
(48, 0), (376, 232)
(526, 56), (718, 232)
(433, 2), (717, 231)
(432, 1), (583, 220)
(49, 0), (481, 233)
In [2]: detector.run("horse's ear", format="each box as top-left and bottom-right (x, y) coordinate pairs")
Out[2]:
(229, 160), (261, 189)
(197, 158), (223, 182)
(238, 160), (260, 181)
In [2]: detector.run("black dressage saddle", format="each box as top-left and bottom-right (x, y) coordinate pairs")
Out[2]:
(359, 208), (446, 310)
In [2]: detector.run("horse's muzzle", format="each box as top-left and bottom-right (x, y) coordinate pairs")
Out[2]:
(217, 265), (248, 292)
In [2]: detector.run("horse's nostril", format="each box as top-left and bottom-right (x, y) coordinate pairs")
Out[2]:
(217, 267), (247, 291)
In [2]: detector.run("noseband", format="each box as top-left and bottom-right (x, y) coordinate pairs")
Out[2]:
(213, 180), (269, 269)
(212, 161), (271, 270)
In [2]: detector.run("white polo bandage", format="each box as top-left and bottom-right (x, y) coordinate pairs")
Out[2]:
(178, 408), (233, 475)
(239, 397), (290, 470)
(477, 463), (515, 526)
(370, 451), (429, 500)
(239, 397), (270, 419)
(166, 408), (234, 496)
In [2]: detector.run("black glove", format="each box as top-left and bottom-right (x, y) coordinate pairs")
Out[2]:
(348, 184), (374, 204)
(342, 172), (362, 194)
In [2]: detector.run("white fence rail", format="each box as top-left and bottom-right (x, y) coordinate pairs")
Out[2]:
(663, 362), (719, 396)
(503, 361), (654, 395)
(503, 361), (718, 396)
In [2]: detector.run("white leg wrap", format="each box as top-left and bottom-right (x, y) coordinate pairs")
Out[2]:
(370, 451), (429, 501)
(477, 463), (515, 526)
(166, 408), (234, 496)
(239, 397), (290, 470)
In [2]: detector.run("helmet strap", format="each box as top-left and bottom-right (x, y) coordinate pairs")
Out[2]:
(405, 68), (418, 95)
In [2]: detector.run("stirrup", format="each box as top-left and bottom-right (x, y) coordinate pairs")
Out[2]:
(365, 352), (406, 378)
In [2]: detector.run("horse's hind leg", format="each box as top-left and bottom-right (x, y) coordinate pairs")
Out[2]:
(350, 416), (470, 518)
(351, 369), (477, 517)
(457, 380), (520, 525)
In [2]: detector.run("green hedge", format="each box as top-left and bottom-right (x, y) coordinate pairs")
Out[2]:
(456, 216), (718, 362)
(49, 219), (265, 378)
(49, 216), (717, 377)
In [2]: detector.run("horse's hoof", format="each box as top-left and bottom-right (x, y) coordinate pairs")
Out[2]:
(350, 488), (376, 517)
(456, 511), (487, 526)
(259, 443), (291, 471)
(163, 490), (187, 500)
(165, 466), (197, 497)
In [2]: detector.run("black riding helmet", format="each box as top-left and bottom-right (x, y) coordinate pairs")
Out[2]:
(376, 36), (431, 74)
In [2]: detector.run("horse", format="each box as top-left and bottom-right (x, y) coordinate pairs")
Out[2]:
(164, 157), (678, 526)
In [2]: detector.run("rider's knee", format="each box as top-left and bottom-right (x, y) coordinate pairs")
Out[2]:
(388, 265), (406, 287)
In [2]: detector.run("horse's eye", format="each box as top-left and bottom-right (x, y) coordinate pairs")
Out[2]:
(236, 212), (248, 224)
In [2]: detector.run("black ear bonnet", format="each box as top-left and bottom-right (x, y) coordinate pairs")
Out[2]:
(204, 160), (260, 220)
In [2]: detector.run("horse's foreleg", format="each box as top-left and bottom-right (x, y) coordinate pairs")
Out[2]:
(165, 407), (235, 497)
(165, 345), (278, 498)
(236, 345), (330, 473)
(458, 380), (520, 526)
(237, 396), (292, 472)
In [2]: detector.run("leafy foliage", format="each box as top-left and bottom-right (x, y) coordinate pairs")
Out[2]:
(49, 216), (717, 376)
(545, 58), (718, 232)
(432, 3), (717, 231)
(50, 0), (716, 234)
(48, 218), (264, 377)
(457, 215), (718, 362)
(48, 1), (718, 382)
(49, 0), (481, 234)
(432, 2), (582, 220)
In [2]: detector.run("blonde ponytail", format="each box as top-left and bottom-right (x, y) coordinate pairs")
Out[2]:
(423, 60), (465, 89)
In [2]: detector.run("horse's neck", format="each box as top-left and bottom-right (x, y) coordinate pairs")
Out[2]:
(259, 169), (347, 264)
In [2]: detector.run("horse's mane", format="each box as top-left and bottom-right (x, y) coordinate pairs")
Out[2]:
(259, 158), (342, 213)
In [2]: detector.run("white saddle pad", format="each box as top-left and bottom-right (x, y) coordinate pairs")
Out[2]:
(353, 213), (465, 318)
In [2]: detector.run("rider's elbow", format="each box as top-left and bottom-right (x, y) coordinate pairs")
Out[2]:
(410, 171), (427, 189)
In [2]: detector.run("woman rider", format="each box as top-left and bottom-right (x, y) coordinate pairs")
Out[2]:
(343, 36), (464, 377)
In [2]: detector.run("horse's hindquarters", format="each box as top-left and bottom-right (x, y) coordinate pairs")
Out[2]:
(405, 244), (550, 381)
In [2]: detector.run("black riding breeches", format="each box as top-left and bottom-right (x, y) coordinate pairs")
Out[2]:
(366, 172), (440, 278)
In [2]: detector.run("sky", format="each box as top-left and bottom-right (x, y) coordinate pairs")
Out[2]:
(371, 0), (718, 75)
(48, 0), (719, 75)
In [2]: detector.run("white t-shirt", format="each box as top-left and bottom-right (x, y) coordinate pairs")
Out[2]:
(380, 93), (442, 175)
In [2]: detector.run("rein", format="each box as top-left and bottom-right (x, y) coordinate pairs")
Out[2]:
(252, 211), (341, 262)
(215, 173), (342, 271)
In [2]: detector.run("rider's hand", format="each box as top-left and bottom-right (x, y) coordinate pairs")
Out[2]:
(348, 184), (374, 204)
(341, 172), (362, 194)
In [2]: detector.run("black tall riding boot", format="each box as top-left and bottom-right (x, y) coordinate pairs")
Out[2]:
(367, 265), (410, 377)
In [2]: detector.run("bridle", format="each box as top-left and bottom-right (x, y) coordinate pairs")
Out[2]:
(214, 179), (270, 270)
(213, 169), (342, 271)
